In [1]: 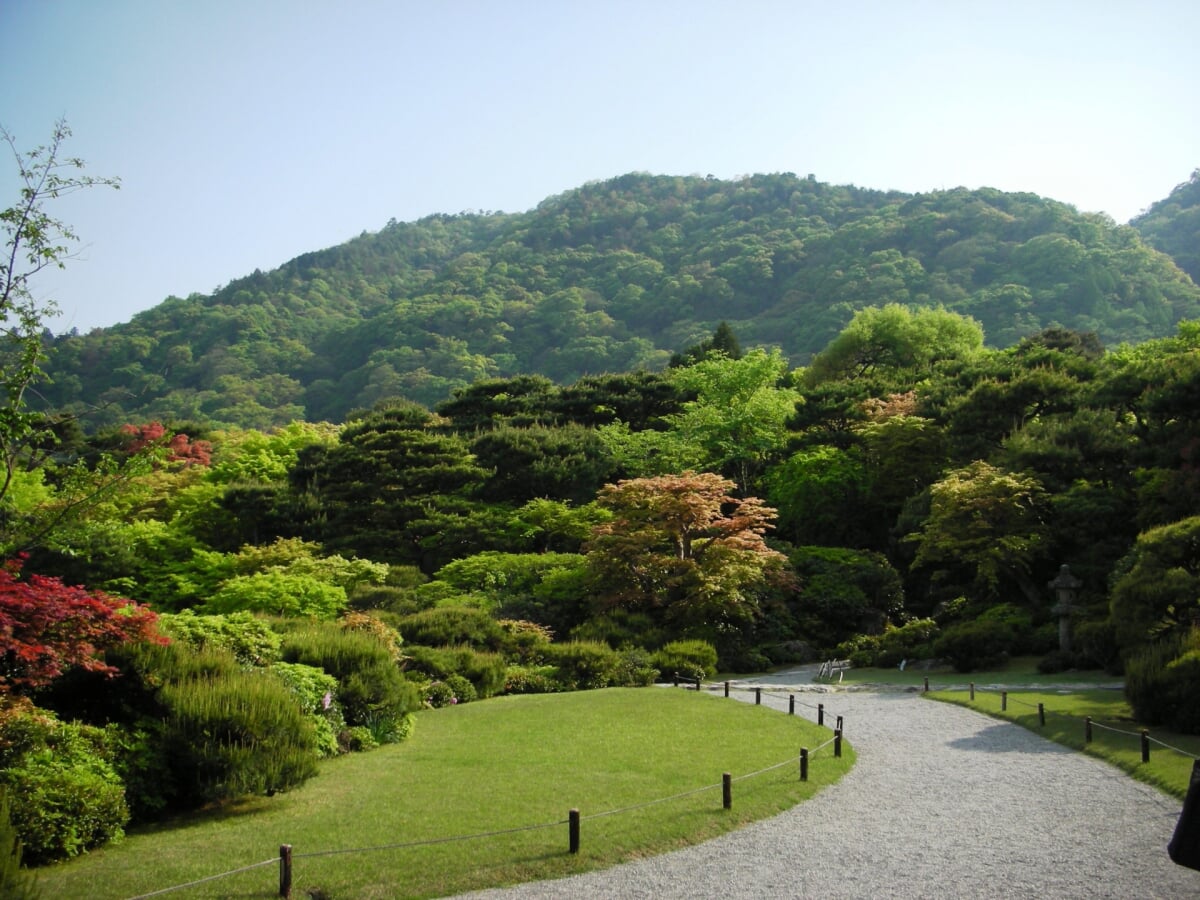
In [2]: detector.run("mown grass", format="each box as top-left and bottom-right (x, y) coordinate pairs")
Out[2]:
(928, 686), (1200, 800)
(37, 688), (850, 900)
(830, 656), (1123, 689)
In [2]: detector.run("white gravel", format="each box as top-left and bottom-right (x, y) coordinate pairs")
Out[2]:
(455, 676), (1200, 899)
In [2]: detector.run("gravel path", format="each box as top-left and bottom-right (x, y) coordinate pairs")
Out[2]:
(457, 677), (1200, 899)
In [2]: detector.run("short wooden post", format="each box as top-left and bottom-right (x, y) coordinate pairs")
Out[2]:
(1141, 730), (1150, 763)
(279, 844), (292, 899)
(818, 703), (824, 726)
(970, 682), (975, 701)
(755, 687), (762, 705)
(800, 748), (809, 781)
(834, 729), (843, 758)
(1085, 716), (1093, 743)
(569, 808), (580, 854)
(673, 673), (679, 687)
(836, 714), (844, 734)
(1038, 703), (1045, 727)
(789, 694), (795, 715)
(724, 680), (730, 698)
(694, 677), (701, 692)
(1001, 691), (1007, 712)
(923, 676), (929, 693)
(723, 772), (732, 809)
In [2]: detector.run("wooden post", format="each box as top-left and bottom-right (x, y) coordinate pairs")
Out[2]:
(1085, 716), (1093, 743)
(1038, 703), (1045, 726)
(970, 682), (975, 701)
(724, 680), (730, 698)
(923, 676), (929, 693)
(694, 677), (701, 692)
(1141, 730), (1150, 763)
(800, 748), (809, 782)
(279, 844), (292, 899)
(789, 694), (795, 715)
(818, 703), (824, 726)
(755, 687), (762, 705)
(834, 729), (842, 758)
(836, 714), (844, 734)
(1001, 691), (1007, 712)
(723, 773), (732, 809)
(569, 809), (580, 854)
(673, 673), (679, 687)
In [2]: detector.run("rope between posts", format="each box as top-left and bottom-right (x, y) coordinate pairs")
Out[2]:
(1090, 720), (1144, 738)
(583, 782), (722, 820)
(126, 857), (277, 899)
(294, 817), (568, 860)
(1147, 735), (1200, 760)
(731, 757), (796, 781)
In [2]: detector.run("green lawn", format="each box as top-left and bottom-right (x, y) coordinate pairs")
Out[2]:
(928, 686), (1200, 799)
(37, 688), (850, 900)
(829, 656), (1123, 689)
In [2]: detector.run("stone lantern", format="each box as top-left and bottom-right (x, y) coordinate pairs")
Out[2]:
(1048, 564), (1082, 652)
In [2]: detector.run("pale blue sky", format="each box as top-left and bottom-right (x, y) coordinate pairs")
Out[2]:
(2, 0), (1197, 331)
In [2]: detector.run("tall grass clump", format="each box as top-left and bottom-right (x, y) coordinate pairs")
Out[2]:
(161, 670), (319, 804)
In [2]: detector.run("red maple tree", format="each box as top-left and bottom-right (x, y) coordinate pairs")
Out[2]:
(0, 557), (164, 693)
(120, 422), (212, 466)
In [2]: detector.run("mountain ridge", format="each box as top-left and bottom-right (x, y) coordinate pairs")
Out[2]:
(41, 171), (1200, 429)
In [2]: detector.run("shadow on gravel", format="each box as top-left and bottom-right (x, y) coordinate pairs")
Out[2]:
(945, 723), (1075, 754)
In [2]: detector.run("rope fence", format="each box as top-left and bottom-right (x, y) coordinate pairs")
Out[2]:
(125, 677), (841, 899)
(931, 680), (1200, 767)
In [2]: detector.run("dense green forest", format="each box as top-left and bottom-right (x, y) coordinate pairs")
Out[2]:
(36, 172), (1200, 428)
(4, 135), (1200, 873)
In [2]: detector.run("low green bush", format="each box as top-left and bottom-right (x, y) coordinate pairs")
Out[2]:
(158, 610), (282, 666)
(1126, 630), (1200, 733)
(0, 707), (128, 866)
(161, 669), (320, 806)
(444, 674), (477, 703)
(281, 624), (421, 731)
(403, 645), (507, 699)
(875, 618), (940, 668)
(0, 785), (37, 898)
(934, 618), (1015, 672)
(397, 606), (506, 650)
(269, 662), (344, 757)
(546, 641), (625, 690)
(653, 640), (718, 682)
(502, 665), (565, 695)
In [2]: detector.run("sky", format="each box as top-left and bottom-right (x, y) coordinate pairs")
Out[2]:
(2, 0), (1198, 332)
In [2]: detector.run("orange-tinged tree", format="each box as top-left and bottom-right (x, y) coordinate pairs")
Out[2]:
(585, 471), (785, 636)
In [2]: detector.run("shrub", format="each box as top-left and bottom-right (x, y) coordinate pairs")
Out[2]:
(875, 619), (940, 668)
(503, 665), (565, 695)
(834, 633), (881, 668)
(1036, 649), (1081, 674)
(546, 641), (625, 690)
(158, 610), (282, 666)
(281, 625), (420, 735)
(444, 674), (477, 704)
(0, 708), (128, 865)
(396, 606), (506, 650)
(202, 571), (348, 619)
(269, 662), (344, 757)
(160, 669), (320, 805)
(403, 645), (508, 699)
(0, 785), (38, 898)
(425, 681), (456, 708)
(496, 619), (555, 663)
(617, 647), (659, 687)
(1074, 619), (1122, 673)
(933, 619), (1015, 672)
(1125, 630), (1200, 733)
(652, 640), (718, 682)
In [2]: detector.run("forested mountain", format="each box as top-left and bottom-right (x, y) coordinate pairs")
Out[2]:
(1131, 169), (1200, 284)
(40, 172), (1200, 429)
